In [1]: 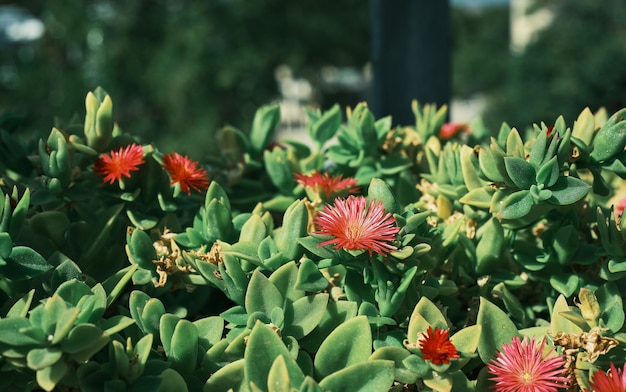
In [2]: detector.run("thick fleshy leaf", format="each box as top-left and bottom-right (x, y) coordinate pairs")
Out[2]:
(269, 261), (305, 304)
(299, 301), (358, 353)
(250, 103), (280, 156)
(194, 316), (225, 349)
(314, 316), (371, 379)
(245, 322), (305, 389)
(459, 187), (493, 209)
(27, 347), (63, 370)
(369, 346), (417, 385)
(407, 297), (447, 344)
(168, 320), (198, 371)
(499, 190), (533, 220)
(0, 317), (40, 345)
(245, 270), (284, 316)
(548, 176), (591, 205)
(309, 104), (341, 147)
(204, 359), (245, 392)
(1, 246), (51, 280)
(36, 359), (67, 392)
(549, 273), (579, 297)
(318, 360), (394, 392)
(283, 294), (329, 339)
(550, 295), (583, 335)
(476, 298), (519, 362)
(267, 355), (292, 392)
(504, 156), (536, 189)
(596, 283), (625, 333)
(294, 258), (329, 292)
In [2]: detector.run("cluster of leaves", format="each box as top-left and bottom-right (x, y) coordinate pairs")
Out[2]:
(1, 88), (626, 391)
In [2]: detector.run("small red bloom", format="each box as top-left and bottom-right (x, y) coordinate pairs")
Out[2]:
(93, 143), (145, 184)
(295, 171), (358, 199)
(488, 336), (569, 392)
(162, 152), (209, 195)
(418, 326), (460, 365)
(439, 122), (467, 140)
(314, 196), (399, 256)
(585, 362), (626, 392)
(615, 197), (626, 217)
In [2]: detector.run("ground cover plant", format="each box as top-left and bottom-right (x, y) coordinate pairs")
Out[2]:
(0, 87), (625, 391)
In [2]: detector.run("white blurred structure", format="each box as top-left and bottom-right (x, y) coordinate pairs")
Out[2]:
(510, 0), (554, 53)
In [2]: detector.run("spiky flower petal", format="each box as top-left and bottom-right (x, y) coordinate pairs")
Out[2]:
(419, 326), (460, 365)
(314, 196), (399, 256)
(295, 171), (358, 199)
(488, 336), (569, 392)
(93, 143), (145, 184)
(162, 152), (209, 195)
(586, 362), (626, 392)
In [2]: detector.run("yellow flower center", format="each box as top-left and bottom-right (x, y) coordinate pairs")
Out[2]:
(520, 371), (533, 384)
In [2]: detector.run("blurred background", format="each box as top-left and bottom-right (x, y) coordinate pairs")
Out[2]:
(0, 0), (625, 158)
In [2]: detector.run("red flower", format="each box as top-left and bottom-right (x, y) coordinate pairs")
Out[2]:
(295, 171), (358, 199)
(418, 326), (460, 365)
(162, 152), (209, 195)
(585, 362), (626, 392)
(314, 196), (399, 256)
(93, 143), (145, 184)
(488, 336), (569, 392)
(439, 122), (467, 140)
(615, 197), (626, 217)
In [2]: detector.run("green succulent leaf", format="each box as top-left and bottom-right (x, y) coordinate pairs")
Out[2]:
(548, 176), (591, 205)
(476, 298), (519, 362)
(36, 359), (67, 392)
(27, 347), (63, 370)
(283, 294), (329, 339)
(245, 270), (284, 316)
(317, 360), (395, 392)
(499, 190), (533, 220)
(250, 103), (280, 156)
(245, 322), (305, 390)
(204, 359), (245, 392)
(314, 315), (372, 379)
(504, 157), (536, 189)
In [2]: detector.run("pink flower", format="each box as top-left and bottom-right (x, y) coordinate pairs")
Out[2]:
(419, 326), (460, 365)
(295, 171), (358, 199)
(314, 196), (399, 256)
(162, 152), (209, 195)
(93, 143), (145, 184)
(487, 336), (569, 392)
(585, 362), (626, 392)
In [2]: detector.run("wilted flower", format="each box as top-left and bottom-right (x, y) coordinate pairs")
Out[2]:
(314, 196), (399, 256)
(488, 336), (569, 392)
(585, 362), (626, 392)
(162, 152), (209, 195)
(418, 326), (460, 365)
(295, 171), (358, 199)
(93, 143), (145, 184)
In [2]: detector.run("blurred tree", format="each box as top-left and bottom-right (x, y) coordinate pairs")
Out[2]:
(484, 0), (626, 130)
(0, 0), (370, 158)
(450, 5), (509, 98)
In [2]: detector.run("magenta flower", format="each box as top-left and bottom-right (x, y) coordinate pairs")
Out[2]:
(314, 196), (400, 256)
(585, 362), (626, 392)
(487, 336), (569, 392)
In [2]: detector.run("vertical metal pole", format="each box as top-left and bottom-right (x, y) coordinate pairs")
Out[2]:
(370, 0), (451, 125)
